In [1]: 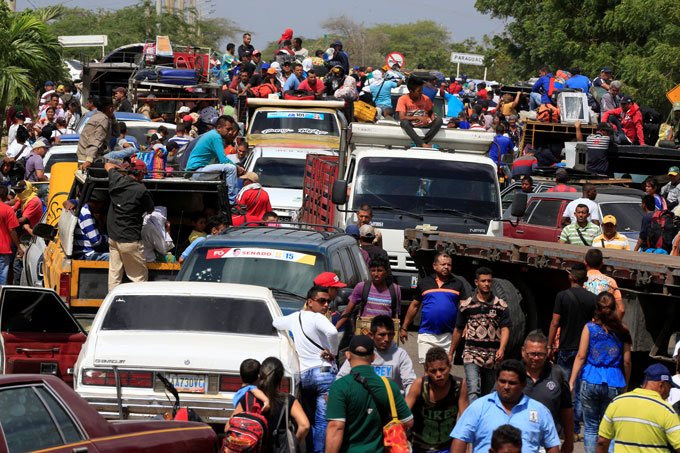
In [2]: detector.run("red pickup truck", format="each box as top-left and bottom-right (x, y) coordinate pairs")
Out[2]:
(0, 374), (218, 452)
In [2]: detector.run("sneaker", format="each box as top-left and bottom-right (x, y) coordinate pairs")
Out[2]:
(574, 433), (584, 442)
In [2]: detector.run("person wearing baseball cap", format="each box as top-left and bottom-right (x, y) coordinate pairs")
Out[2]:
(591, 215), (630, 250)
(598, 363), (680, 452)
(593, 67), (613, 91)
(231, 171), (272, 226)
(326, 334), (413, 452)
(661, 166), (680, 211)
(601, 94), (645, 145)
(314, 271), (347, 308)
(103, 160), (154, 292)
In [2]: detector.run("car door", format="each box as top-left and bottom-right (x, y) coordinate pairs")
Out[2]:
(519, 199), (566, 242)
(0, 287), (87, 386)
(0, 383), (96, 453)
(504, 198), (538, 238)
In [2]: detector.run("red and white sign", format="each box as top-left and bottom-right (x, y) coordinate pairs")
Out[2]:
(386, 52), (405, 69)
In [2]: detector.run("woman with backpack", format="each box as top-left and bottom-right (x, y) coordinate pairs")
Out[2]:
(569, 292), (631, 453)
(227, 357), (309, 452)
(644, 177), (667, 211)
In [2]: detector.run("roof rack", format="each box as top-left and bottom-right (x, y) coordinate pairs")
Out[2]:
(224, 222), (346, 240)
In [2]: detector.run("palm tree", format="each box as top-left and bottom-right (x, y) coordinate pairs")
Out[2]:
(0, 3), (64, 142)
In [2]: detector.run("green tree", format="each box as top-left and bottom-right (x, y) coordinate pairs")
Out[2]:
(0, 3), (64, 139)
(475, 0), (680, 111)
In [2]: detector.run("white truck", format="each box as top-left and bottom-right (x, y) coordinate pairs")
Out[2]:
(302, 122), (498, 295)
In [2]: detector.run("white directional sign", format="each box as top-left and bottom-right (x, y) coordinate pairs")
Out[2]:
(450, 52), (485, 66)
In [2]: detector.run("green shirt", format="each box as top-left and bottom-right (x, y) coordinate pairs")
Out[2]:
(560, 222), (601, 246)
(326, 364), (413, 453)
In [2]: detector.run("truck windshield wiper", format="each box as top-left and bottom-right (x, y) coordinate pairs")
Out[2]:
(423, 207), (489, 223)
(371, 205), (424, 220)
(270, 288), (306, 300)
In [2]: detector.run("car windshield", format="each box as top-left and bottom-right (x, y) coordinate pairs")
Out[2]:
(182, 246), (325, 298)
(352, 157), (500, 220)
(250, 111), (339, 137)
(101, 295), (275, 336)
(253, 158), (306, 189)
(45, 152), (77, 173)
(600, 202), (644, 232)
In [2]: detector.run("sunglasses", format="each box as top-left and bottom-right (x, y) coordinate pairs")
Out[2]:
(311, 297), (331, 304)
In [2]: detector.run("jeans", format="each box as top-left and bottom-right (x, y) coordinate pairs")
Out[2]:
(0, 254), (11, 285)
(85, 252), (110, 261)
(300, 366), (336, 453)
(12, 253), (23, 285)
(530, 92), (543, 110)
(464, 363), (496, 403)
(191, 163), (238, 205)
(580, 381), (623, 452)
(399, 117), (444, 147)
(105, 149), (137, 160)
(557, 349), (582, 435)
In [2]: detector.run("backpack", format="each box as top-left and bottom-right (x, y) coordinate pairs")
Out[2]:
(360, 280), (399, 318)
(584, 274), (611, 296)
(251, 82), (278, 98)
(537, 104), (560, 123)
(647, 210), (678, 253)
(224, 392), (269, 453)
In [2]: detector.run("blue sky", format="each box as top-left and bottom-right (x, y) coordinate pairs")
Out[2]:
(23, 0), (507, 46)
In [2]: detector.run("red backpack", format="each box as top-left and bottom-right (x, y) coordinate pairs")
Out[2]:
(224, 392), (269, 452)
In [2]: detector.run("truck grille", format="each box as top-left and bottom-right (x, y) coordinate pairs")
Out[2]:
(388, 255), (417, 270)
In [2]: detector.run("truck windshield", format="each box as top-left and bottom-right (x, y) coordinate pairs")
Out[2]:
(101, 295), (275, 336)
(352, 157), (499, 220)
(254, 158), (306, 189)
(250, 111), (339, 136)
(181, 246), (325, 298)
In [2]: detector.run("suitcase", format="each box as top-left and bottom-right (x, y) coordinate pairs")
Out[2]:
(158, 68), (198, 85)
(135, 68), (159, 81)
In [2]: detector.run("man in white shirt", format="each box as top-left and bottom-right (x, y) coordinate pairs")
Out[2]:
(562, 183), (601, 225)
(272, 286), (339, 453)
(7, 113), (26, 145)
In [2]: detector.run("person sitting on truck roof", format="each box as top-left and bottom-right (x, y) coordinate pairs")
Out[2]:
(231, 171), (272, 227)
(185, 115), (240, 205)
(601, 95), (645, 145)
(661, 166), (680, 211)
(64, 196), (109, 261)
(530, 66), (553, 110)
(488, 125), (514, 167)
(559, 204), (601, 246)
(599, 80), (621, 113)
(439, 81), (464, 119)
(283, 62), (305, 91)
(297, 70), (325, 99)
(396, 77), (443, 149)
(562, 184), (601, 226)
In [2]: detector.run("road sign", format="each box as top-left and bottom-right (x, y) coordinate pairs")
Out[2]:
(386, 52), (405, 68)
(450, 52), (484, 66)
(667, 83), (680, 104)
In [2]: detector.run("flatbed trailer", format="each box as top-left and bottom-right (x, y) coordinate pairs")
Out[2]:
(404, 228), (680, 373)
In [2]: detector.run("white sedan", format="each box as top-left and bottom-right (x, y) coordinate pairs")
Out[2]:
(74, 282), (299, 425)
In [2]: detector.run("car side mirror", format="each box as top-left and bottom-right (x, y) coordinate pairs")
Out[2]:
(32, 223), (56, 241)
(510, 192), (528, 218)
(332, 180), (348, 205)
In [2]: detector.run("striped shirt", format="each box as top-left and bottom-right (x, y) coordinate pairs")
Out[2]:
(73, 203), (103, 259)
(350, 281), (401, 318)
(591, 232), (631, 250)
(168, 134), (192, 150)
(599, 387), (680, 451)
(559, 222), (601, 246)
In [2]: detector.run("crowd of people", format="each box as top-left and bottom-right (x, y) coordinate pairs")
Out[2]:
(221, 243), (680, 453)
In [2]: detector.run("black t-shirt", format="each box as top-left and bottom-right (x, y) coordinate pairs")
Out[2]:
(524, 363), (572, 435)
(237, 44), (254, 60)
(553, 287), (596, 350)
(361, 244), (389, 263)
(106, 169), (154, 242)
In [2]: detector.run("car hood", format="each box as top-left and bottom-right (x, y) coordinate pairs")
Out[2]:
(267, 187), (303, 211)
(91, 331), (285, 371)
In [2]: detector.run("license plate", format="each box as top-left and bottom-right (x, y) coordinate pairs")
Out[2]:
(165, 374), (206, 394)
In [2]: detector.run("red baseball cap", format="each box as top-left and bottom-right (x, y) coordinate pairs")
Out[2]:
(182, 114), (194, 122)
(314, 272), (347, 288)
(132, 160), (148, 173)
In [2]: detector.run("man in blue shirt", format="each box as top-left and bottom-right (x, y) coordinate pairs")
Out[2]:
(488, 125), (514, 165)
(450, 360), (561, 453)
(369, 70), (400, 118)
(530, 66), (553, 110)
(283, 62), (305, 91)
(440, 83), (464, 118)
(565, 67), (591, 93)
(186, 115), (239, 205)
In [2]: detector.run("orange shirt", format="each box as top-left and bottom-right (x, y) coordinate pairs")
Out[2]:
(396, 94), (433, 127)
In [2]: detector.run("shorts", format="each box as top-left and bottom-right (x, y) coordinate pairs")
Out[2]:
(417, 332), (452, 364)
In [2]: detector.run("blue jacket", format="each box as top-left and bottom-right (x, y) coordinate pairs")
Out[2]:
(565, 74), (591, 93)
(532, 73), (553, 105)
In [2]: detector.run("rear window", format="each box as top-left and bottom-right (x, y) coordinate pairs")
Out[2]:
(101, 295), (275, 336)
(45, 152), (77, 173)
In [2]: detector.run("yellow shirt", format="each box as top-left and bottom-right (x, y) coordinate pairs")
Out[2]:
(599, 387), (680, 451)
(188, 230), (206, 244)
(591, 232), (631, 250)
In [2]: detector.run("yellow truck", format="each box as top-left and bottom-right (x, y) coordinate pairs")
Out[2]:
(33, 164), (228, 310)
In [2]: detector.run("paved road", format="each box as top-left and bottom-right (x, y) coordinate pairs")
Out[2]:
(400, 331), (586, 452)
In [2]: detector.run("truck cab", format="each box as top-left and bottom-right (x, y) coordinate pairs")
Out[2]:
(315, 123), (501, 295)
